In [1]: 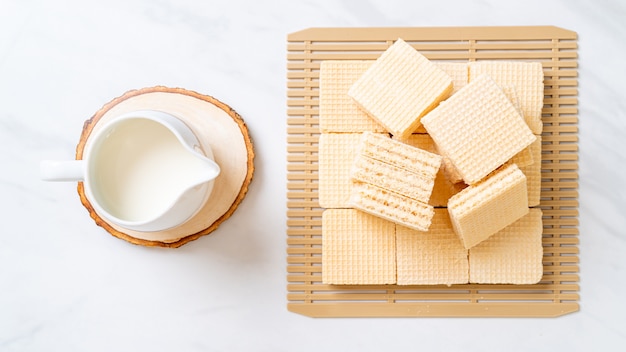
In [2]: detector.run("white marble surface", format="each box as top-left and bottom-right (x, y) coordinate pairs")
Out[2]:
(1, 0), (625, 350)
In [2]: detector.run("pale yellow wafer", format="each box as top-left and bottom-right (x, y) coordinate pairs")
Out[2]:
(318, 133), (363, 208)
(358, 132), (441, 176)
(469, 208), (543, 284)
(351, 154), (436, 204)
(434, 62), (468, 94)
(348, 38), (453, 139)
(520, 135), (542, 206)
(349, 182), (434, 232)
(500, 84), (524, 117)
(322, 209), (396, 285)
(509, 144), (534, 168)
(319, 61), (386, 132)
(396, 209), (469, 285)
(469, 61), (544, 134)
(500, 84), (534, 168)
(395, 134), (467, 206)
(434, 144), (464, 184)
(412, 62), (468, 133)
(421, 74), (536, 185)
(448, 164), (530, 249)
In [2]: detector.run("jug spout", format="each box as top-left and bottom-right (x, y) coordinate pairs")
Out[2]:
(189, 153), (220, 187)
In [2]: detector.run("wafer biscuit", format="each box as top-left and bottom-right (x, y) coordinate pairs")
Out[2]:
(421, 74), (536, 185)
(318, 133), (364, 208)
(319, 61), (386, 132)
(395, 134), (467, 206)
(411, 62), (468, 133)
(510, 144), (534, 168)
(349, 182), (434, 232)
(351, 154), (436, 204)
(520, 135), (542, 206)
(396, 209), (469, 285)
(448, 164), (529, 249)
(469, 208), (543, 284)
(348, 38), (453, 138)
(435, 144), (464, 184)
(501, 84), (534, 168)
(469, 61), (544, 134)
(322, 209), (396, 285)
(500, 84), (523, 117)
(434, 62), (468, 94)
(358, 132), (441, 176)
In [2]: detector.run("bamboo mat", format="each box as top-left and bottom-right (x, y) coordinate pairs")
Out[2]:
(286, 26), (579, 317)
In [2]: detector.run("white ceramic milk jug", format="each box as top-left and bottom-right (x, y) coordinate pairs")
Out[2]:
(40, 110), (220, 232)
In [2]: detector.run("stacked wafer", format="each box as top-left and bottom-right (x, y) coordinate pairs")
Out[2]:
(318, 38), (544, 286)
(349, 132), (441, 232)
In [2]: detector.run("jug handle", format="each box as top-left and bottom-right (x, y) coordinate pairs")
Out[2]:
(40, 160), (85, 182)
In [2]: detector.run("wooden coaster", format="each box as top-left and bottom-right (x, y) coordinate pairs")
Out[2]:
(76, 86), (254, 248)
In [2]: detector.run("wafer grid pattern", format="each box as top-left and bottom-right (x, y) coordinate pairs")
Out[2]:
(421, 74), (536, 185)
(319, 61), (385, 132)
(322, 209), (396, 285)
(318, 133), (363, 208)
(396, 209), (469, 286)
(470, 209), (544, 284)
(469, 61), (544, 134)
(287, 26), (578, 317)
(348, 38), (453, 138)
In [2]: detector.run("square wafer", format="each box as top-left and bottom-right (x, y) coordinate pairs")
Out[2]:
(434, 62), (468, 94)
(469, 61), (544, 134)
(520, 135), (542, 207)
(469, 208), (544, 284)
(448, 164), (529, 249)
(322, 209), (396, 285)
(348, 38), (453, 138)
(357, 132), (441, 176)
(319, 60), (386, 132)
(318, 133), (364, 208)
(355, 132), (441, 203)
(351, 154), (437, 204)
(500, 84), (534, 168)
(395, 134), (467, 206)
(349, 182), (434, 232)
(421, 74), (536, 185)
(412, 62), (469, 133)
(396, 209), (469, 285)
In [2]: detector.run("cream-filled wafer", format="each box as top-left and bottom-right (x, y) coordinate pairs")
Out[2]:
(396, 209), (469, 285)
(358, 132), (441, 176)
(322, 209), (396, 285)
(349, 182), (434, 232)
(421, 74), (536, 185)
(448, 164), (529, 249)
(469, 208), (543, 284)
(469, 61), (544, 134)
(348, 38), (453, 139)
(319, 60), (386, 133)
(351, 154), (436, 204)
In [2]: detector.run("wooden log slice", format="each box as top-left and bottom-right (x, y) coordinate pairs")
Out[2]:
(76, 86), (254, 247)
